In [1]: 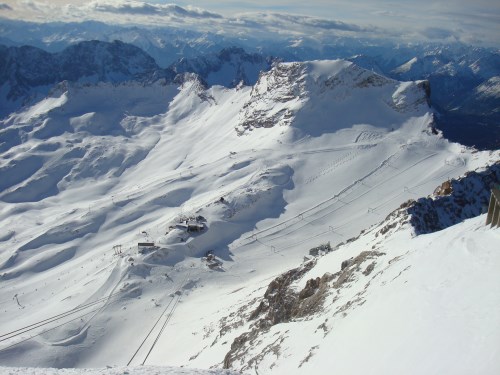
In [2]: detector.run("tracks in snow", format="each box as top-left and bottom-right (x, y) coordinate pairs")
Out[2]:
(127, 269), (192, 366)
(233, 144), (458, 253)
(0, 288), (122, 352)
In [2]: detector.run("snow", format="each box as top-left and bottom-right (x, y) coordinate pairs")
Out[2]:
(0, 59), (498, 374)
(475, 76), (500, 99)
(223, 214), (500, 375)
(0, 366), (239, 375)
(392, 56), (418, 74)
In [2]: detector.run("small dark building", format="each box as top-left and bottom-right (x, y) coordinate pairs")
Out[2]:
(138, 242), (156, 253)
(187, 222), (204, 233)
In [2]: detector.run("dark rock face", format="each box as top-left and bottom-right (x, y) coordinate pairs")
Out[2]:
(56, 40), (160, 82)
(0, 40), (169, 113)
(170, 46), (275, 88)
(2, 41), (155, 83)
(0, 44), (57, 100)
(389, 49), (500, 150)
(0, 42), (274, 117)
(376, 162), (500, 237)
(408, 162), (500, 234)
(341, 259), (353, 270)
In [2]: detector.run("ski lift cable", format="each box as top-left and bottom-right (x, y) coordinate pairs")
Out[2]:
(0, 291), (122, 341)
(126, 296), (176, 366)
(128, 269), (192, 366)
(245, 150), (402, 240)
(141, 294), (182, 365)
(0, 297), (123, 352)
(140, 269), (192, 365)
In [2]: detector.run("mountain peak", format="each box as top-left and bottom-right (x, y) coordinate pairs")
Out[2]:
(237, 59), (430, 136)
(170, 46), (274, 88)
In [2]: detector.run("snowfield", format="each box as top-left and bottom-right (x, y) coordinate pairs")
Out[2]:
(220, 214), (500, 375)
(0, 59), (498, 374)
(0, 366), (239, 375)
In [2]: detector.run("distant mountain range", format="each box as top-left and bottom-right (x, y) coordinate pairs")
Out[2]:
(0, 29), (498, 148)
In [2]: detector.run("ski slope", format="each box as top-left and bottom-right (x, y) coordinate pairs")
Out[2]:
(0, 60), (498, 372)
(218, 214), (500, 375)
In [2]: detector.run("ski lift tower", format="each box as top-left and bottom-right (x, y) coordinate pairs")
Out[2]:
(486, 186), (500, 228)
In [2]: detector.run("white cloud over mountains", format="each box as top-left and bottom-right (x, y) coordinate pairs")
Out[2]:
(0, 0), (498, 47)
(90, 1), (222, 19)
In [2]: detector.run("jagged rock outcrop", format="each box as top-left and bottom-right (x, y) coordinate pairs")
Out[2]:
(223, 249), (385, 370)
(0, 41), (165, 99)
(375, 162), (500, 237)
(407, 162), (500, 234)
(248, 260), (318, 326)
(221, 161), (500, 371)
(170, 47), (274, 88)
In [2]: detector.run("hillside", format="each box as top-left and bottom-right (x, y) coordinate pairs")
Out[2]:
(218, 210), (500, 374)
(0, 58), (498, 372)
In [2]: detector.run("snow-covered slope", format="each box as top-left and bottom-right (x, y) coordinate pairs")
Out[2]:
(0, 41), (168, 118)
(0, 366), (238, 375)
(217, 211), (500, 375)
(0, 59), (498, 372)
(0, 80), (180, 204)
(460, 76), (500, 116)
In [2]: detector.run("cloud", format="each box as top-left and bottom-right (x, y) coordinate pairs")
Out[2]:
(420, 27), (456, 40)
(1, 1), (498, 48)
(442, 9), (500, 25)
(19, 0), (57, 13)
(234, 12), (373, 34)
(20, 0), (42, 11)
(90, 1), (222, 19)
(267, 13), (370, 32)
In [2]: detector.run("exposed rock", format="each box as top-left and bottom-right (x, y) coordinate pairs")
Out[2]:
(363, 262), (376, 276)
(248, 260), (316, 324)
(334, 251), (385, 289)
(0, 40), (168, 115)
(408, 162), (500, 234)
(223, 249), (385, 370)
(341, 258), (353, 270)
(298, 277), (321, 300)
(434, 180), (452, 196)
(308, 242), (332, 256)
(171, 47), (274, 88)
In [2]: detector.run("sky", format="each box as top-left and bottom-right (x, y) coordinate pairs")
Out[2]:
(0, 0), (499, 47)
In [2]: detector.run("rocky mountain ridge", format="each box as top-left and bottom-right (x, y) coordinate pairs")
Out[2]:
(0, 42), (275, 119)
(237, 60), (430, 136)
(0, 41), (162, 95)
(170, 47), (275, 88)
